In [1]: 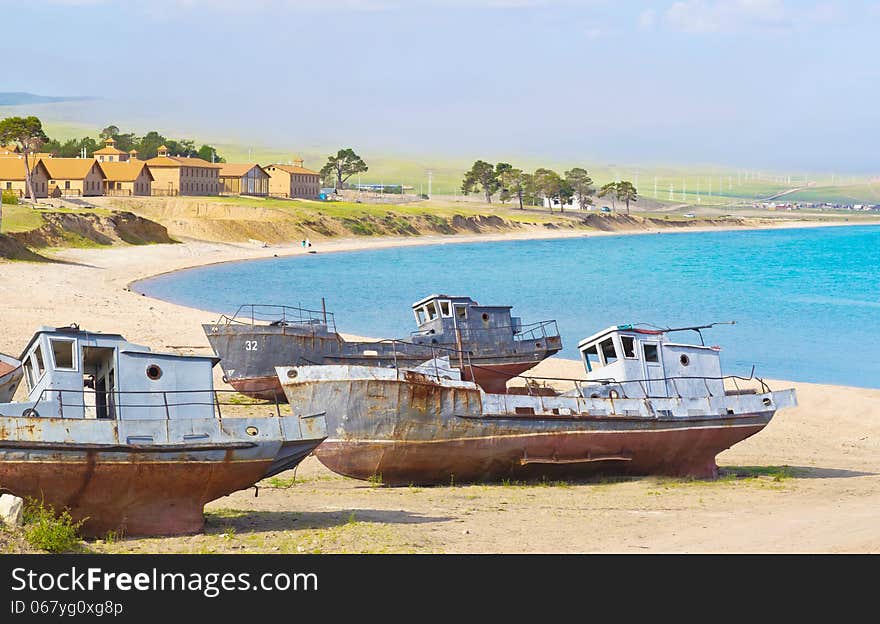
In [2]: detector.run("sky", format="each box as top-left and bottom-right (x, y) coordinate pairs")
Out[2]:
(2, 0), (879, 172)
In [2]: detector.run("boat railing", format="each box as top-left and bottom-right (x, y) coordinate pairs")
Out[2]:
(369, 338), (475, 377)
(408, 319), (561, 345)
(513, 320), (561, 344)
(510, 366), (770, 400)
(28, 388), (291, 420)
(214, 303), (336, 332)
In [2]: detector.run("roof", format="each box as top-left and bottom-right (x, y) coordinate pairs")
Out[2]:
(266, 163), (320, 176)
(93, 145), (128, 156)
(1, 144), (20, 154)
(411, 294), (478, 308)
(145, 155), (221, 169)
(40, 158), (103, 180)
(0, 158), (49, 180)
(218, 163), (268, 178)
(98, 160), (154, 182)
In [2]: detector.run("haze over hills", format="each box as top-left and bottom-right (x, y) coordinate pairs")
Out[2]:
(0, 92), (95, 106)
(2, 96), (878, 205)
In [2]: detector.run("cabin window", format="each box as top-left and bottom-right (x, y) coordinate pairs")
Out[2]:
(426, 302), (438, 321)
(599, 338), (618, 365)
(415, 307), (427, 325)
(30, 345), (45, 383)
(438, 300), (452, 317)
(644, 343), (659, 363)
(621, 336), (636, 358)
(50, 338), (76, 371)
(582, 344), (601, 371)
(454, 304), (468, 320)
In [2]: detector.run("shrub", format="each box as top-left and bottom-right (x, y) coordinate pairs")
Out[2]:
(22, 498), (85, 553)
(1, 191), (19, 205)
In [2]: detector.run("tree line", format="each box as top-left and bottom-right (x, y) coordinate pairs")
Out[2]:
(461, 160), (638, 214)
(42, 124), (226, 163)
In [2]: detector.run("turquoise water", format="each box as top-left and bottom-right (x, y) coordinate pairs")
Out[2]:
(138, 225), (880, 388)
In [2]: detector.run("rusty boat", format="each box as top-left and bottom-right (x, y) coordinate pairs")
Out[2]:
(277, 322), (797, 485)
(0, 325), (327, 537)
(204, 294), (562, 400)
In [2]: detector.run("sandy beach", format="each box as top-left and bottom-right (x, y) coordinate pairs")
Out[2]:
(1, 225), (878, 553)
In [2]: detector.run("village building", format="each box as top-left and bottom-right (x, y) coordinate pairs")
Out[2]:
(219, 163), (270, 197)
(98, 160), (154, 196)
(145, 145), (220, 196)
(1, 144), (21, 156)
(265, 159), (321, 199)
(93, 137), (130, 162)
(39, 158), (105, 197)
(0, 158), (50, 198)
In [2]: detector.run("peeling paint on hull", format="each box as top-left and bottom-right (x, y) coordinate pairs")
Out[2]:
(0, 453), (272, 536)
(315, 423), (767, 485)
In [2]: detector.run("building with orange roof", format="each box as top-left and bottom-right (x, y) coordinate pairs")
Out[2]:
(1, 144), (21, 155)
(98, 160), (154, 196)
(219, 163), (269, 197)
(145, 145), (221, 196)
(39, 157), (105, 197)
(265, 158), (321, 199)
(0, 158), (50, 198)
(93, 137), (130, 163)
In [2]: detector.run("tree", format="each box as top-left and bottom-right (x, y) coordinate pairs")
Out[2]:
(499, 167), (531, 209)
(320, 148), (368, 190)
(135, 131), (168, 159)
(100, 125), (120, 140)
(198, 144), (224, 163)
(565, 167), (595, 211)
(598, 181), (619, 212)
(495, 163), (517, 204)
(461, 160), (500, 203)
(616, 180), (638, 215)
(0, 116), (48, 213)
(533, 168), (564, 212)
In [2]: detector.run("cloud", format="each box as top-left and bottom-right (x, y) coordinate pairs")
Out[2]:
(662, 0), (842, 34)
(638, 9), (656, 30)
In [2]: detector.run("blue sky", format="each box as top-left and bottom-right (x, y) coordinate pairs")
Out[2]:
(2, 1), (879, 172)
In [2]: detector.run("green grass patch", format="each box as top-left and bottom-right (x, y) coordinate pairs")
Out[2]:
(719, 465), (799, 481)
(22, 498), (85, 553)
(0, 204), (45, 233)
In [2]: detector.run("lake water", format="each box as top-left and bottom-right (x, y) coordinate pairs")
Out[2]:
(137, 225), (880, 389)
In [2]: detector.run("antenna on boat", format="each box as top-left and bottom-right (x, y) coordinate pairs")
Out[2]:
(662, 321), (736, 346)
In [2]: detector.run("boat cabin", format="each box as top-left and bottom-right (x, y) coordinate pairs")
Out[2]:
(410, 294), (524, 346)
(577, 325), (724, 399)
(12, 325), (218, 420)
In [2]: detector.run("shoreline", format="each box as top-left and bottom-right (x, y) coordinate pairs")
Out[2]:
(1, 219), (879, 553)
(127, 217), (878, 294)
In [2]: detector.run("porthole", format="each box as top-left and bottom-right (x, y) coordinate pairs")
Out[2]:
(246, 426), (259, 436)
(146, 364), (163, 380)
(481, 313), (489, 321)
(287, 369), (298, 378)
(679, 354), (690, 366)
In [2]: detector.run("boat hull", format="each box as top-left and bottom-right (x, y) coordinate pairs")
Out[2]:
(314, 422), (767, 484)
(279, 365), (794, 485)
(0, 414), (326, 536)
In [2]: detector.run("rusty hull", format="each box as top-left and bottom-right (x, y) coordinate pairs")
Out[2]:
(0, 449), (272, 536)
(0, 412), (327, 537)
(314, 423), (767, 485)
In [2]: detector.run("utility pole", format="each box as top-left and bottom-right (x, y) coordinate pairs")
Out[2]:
(427, 169), (433, 198)
(653, 176), (657, 199)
